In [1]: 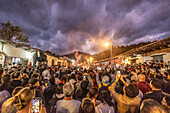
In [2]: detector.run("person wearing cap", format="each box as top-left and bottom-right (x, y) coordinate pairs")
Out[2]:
(56, 82), (81, 113)
(98, 76), (111, 90)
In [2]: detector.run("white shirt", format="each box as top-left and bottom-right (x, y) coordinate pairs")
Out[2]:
(56, 99), (81, 113)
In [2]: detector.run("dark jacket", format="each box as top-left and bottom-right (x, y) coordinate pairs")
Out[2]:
(44, 84), (57, 106)
(0, 83), (14, 95)
(141, 90), (166, 104)
(10, 80), (22, 88)
(165, 80), (170, 94)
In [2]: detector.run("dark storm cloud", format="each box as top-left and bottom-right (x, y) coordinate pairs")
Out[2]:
(0, 0), (170, 55)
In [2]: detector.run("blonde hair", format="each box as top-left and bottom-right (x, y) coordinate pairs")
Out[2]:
(1, 97), (17, 113)
(13, 87), (33, 110)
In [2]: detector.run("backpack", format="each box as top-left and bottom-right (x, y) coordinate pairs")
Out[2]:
(100, 83), (111, 90)
(49, 95), (64, 113)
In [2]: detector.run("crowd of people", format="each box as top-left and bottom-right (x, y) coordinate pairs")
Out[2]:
(0, 60), (170, 113)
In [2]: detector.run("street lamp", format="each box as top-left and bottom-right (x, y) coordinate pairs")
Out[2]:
(90, 57), (93, 62)
(105, 40), (112, 66)
(105, 42), (109, 47)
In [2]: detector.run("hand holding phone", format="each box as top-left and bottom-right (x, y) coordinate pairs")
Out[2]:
(32, 98), (42, 113)
(117, 71), (121, 78)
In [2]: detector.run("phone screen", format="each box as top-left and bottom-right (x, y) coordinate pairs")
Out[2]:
(83, 76), (86, 79)
(116, 64), (119, 68)
(32, 98), (41, 112)
(117, 71), (121, 77)
(97, 67), (101, 70)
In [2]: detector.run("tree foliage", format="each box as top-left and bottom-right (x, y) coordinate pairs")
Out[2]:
(0, 20), (29, 43)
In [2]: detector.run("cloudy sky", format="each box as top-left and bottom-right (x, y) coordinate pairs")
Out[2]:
(0, 0), (170, 55)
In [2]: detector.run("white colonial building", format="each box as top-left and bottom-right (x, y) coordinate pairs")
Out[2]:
(0, 39), (34, 67)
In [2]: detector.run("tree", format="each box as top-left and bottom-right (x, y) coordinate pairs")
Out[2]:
(0, 20), (29, 43)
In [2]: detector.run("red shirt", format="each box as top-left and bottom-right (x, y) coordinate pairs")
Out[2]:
(138, 82), (151, 94)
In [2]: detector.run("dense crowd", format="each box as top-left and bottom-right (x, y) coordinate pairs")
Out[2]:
(0, 60), (170, 113)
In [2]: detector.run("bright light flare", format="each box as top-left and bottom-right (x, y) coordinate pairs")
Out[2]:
(72, 60), (75, 63)
(90, 57), (93, 61)
(105, 42), (109, 47)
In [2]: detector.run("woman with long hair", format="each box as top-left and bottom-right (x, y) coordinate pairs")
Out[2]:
(3, 87), (47, 113)
(79, 98), (95, 113)
(96, 87), (115, 113)
(87, 87), (100, 106)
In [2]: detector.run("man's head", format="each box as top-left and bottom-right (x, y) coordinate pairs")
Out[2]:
(11, 66), (17, 72)
(138, 74), (146, 82)
(81, 80), (88, 90)
(12, 71), (20, 79)
(130, 80), (138, 87)
(102, 76), (109, 83)
(31, 73), (40, 79)
(156, 73), (163, 80)
(2, 74), (11, 84)
(124, 84), (139, 98)
(29, 78), (40, 87)
(63, 82), (74, 97)
(140, 99), (168, 113)
(150, 78), (163, 90)
(131, 69), (136, 74)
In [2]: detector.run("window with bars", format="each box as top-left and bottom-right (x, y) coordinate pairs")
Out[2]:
(153, 55), (163, 62)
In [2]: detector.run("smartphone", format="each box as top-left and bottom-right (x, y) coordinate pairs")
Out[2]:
(116, 64), (119, 68)
(117, 71), (121, 78)
(97, 67), (101, 70)
(32, 98), (41, 113)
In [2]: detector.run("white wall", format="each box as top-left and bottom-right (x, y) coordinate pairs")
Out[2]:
(163, 53), (170, 63)
(0, 42), (33, 66)
(3, 43), (27, 58)
(143, 52), (170, 63)
(143, 56), (153, 63)
(0, 54), (5, 67)
(47, 55), (58, 67)
(0, 42), (2, 51)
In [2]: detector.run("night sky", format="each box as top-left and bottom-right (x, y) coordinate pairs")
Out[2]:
(0, 0), (170, 55)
